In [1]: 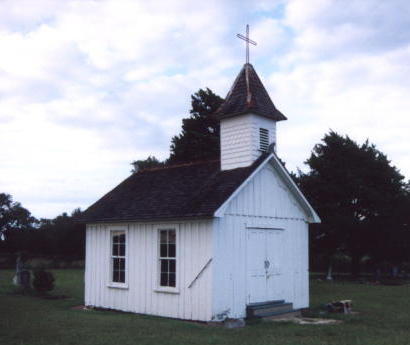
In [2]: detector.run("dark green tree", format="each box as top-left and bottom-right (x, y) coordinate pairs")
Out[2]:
(298, 131), (409, 277)
(0, 193), (37, 242)
(167, 88), (224, 164)
(36, 209), (85, 258)
(131, 155), (164, 174)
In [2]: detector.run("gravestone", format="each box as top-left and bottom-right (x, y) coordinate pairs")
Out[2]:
(16, 252), (31, 288)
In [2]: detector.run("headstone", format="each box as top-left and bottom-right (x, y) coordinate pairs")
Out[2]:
(16, 252), (30, 289)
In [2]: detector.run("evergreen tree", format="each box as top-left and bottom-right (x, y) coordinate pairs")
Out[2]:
(168, 88), (224, 164)
(298, 131), (409, 277)
(131, 155), (164, 173)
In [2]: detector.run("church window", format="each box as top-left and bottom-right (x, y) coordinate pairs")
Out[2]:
(111, 231), (126, 284)
(259, 128), (269, 151)
(159, 229), (176, 287)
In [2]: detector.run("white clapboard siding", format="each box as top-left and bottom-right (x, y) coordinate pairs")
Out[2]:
(220, 113), (276, 170)
(212, 162), (310, 319)
(85, 220), (213, 321)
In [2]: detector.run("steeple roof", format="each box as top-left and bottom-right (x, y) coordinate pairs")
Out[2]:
(216, 63), (287, 121)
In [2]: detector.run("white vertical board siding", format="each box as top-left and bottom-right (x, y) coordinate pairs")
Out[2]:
(85, 219), (213, 321)
(220, 114), (276, 170)
(212, 163), (309, 319)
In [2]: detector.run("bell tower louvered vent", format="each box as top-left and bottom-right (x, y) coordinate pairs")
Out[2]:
(259, 128), (269, 151)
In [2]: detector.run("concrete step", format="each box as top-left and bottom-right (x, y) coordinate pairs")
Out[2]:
(263, 310), (302, 320)
(247, 300), (285, 309)
(246, 301), (294, 319)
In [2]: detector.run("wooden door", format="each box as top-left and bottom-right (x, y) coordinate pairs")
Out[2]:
(246, 228), (286, 304)
(265, 230), (286, 301)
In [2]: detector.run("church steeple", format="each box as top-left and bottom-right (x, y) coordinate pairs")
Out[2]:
(217, 64), (287, 171)
(216, 63), (286, 121)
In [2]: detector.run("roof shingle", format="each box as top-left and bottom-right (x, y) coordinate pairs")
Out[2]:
(80, 154), (269, 223)
(216, 63), (287, 121)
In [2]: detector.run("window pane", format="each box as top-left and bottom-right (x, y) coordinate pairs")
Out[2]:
(119, 258), (125, 270)
(112, 243), (117, 256)
(119, 244), (125, 256)
(119, 234), (125, 243)
(160, 230), (167, 243)
(168, 244), (176, 258)
(112, 234), (120, 243)
(169, 273), (176, 287)
(160, 259), (168, 273)
(160, 273), (168, 286)
(160, 244), (167, 258)
(119, 271), (125, 283)
(168, 230), (175, 244)
(169, 259), (176, 273)
(113, 269), (119, 282)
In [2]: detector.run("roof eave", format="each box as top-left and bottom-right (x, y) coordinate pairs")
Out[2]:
(81, 215), (215, 225)
(268, 155), (321, 223)
(218, 109), (287, 122)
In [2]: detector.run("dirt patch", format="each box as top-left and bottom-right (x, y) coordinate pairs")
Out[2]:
(270, 317), (342, 325)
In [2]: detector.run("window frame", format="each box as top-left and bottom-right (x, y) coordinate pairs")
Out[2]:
(108, 228), (128, 289)
(155, 226), (179, 294)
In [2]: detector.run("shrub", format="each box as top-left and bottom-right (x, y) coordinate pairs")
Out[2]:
(32, 270), (55, 293)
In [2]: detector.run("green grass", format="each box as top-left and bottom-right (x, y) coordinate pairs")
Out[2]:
(1, 270), (409, 345)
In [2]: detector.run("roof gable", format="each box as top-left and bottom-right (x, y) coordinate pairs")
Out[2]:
(214, 153), (320, 223)
(216, 63), (287, 121)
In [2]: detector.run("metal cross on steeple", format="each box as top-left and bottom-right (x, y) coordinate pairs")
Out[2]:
(237, 24), (257, 64)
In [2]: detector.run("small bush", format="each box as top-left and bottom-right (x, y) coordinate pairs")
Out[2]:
(32, 270), (55, 293)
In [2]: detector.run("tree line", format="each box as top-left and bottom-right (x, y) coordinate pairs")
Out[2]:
(2, 87), (409, 276)
(0, 195), (85, 260)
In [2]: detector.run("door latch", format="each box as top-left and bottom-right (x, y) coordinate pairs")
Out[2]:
(264, 260), (270, 270)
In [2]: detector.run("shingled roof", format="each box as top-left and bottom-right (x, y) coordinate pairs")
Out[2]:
(80, 154), (269, 223)
(216, 63), (287, 121)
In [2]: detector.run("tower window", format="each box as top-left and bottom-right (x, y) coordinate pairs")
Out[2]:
(259, 128), (269, 151)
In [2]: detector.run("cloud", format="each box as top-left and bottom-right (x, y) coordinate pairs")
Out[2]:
(0, 0), (409, 218)
(269, 0), (410, 175)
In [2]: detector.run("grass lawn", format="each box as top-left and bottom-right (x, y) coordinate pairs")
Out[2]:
(1, 269), (409, 345)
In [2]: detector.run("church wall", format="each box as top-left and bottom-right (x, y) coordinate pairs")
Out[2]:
(85, 219), (213, 321)
(212, 163), (309, 320)
(220, 113), (276, 170)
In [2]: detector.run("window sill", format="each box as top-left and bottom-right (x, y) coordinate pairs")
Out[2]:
(107, 283), (129, 289)
(154, 287), (180, 294)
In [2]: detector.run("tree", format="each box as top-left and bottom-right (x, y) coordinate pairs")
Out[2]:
(36, 209), (86, 258)
(130, 88), (223, 168)
(131, 155), (164, 174)
(168, 88), (224, 164)
(0, 193), (37, 240)
(298, 131), (409, 277)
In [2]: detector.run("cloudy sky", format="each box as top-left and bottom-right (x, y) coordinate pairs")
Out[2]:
(1, 0), (409, 219)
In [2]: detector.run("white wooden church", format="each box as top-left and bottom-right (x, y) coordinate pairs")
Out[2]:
(81, 59), (320, 321)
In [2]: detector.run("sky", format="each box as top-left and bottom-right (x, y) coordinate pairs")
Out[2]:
(1, 0), (409, 219)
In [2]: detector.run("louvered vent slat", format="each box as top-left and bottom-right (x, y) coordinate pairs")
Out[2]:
(259, 128), (269, 151)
